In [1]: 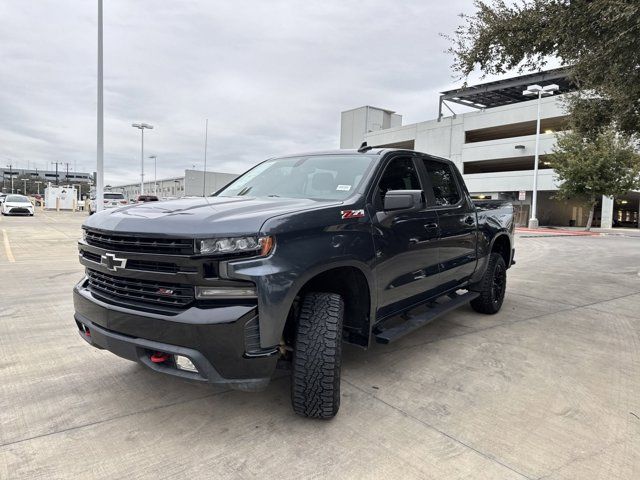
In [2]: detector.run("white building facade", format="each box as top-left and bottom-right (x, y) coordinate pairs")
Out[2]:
(113, 169), (237, 201)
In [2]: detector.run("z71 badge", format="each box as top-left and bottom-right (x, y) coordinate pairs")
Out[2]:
(341, 209), (365, 219)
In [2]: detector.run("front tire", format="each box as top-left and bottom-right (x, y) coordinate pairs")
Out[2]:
(470, 253), (507, 314)
(291, 292), (344, 419)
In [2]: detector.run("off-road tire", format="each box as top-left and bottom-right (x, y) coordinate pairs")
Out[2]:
(470, 252), (507, 314)
(291, 292), (344, 419)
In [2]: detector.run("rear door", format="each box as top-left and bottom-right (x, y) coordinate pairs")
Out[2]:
(371, 154), (441, 318)
(421, 157), (478, 289)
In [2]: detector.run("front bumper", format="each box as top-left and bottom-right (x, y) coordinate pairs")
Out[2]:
(73, 280), (278, 391)
(3, 206), (33, 215)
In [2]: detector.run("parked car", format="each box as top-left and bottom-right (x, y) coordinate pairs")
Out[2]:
(89, 192), (128, 214)
(135, 195), (159, 203)
(0, 193), (7, 206)
(1, 194), (34, 216)
(74, 148), (515, 418)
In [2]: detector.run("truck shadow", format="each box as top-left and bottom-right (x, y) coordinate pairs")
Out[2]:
(126, 310), (472, 422)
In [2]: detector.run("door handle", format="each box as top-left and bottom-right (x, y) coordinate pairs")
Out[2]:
(412, 270), (426, 280)
(464, 216), (475, 225)
(424, 222), (438, 230)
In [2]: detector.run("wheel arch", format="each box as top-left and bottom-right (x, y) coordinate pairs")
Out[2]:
(284, 261), (375, 348)
(490, 233), (512, 268)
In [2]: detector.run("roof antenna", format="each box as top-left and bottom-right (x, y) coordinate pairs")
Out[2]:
(358, 141), (373, 153)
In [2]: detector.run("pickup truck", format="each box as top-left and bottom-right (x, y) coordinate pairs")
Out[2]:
(74, 147), (514, 419)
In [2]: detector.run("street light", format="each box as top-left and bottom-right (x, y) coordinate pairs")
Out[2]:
(522, 83), (559, 228)
(34, 181), (42, 195)
(96, 0), (104, 211)
(148, 155), (157, 195)
(132, 122), (153, 195)
(6, 164), (14, 193)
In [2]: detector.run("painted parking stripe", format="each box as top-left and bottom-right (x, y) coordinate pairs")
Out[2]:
(2, 229), (15, 263)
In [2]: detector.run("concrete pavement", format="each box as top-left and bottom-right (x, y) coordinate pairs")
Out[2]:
(1, 211), (639, 479)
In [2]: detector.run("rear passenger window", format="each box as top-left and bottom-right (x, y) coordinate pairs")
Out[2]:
(423, 160), (461, 206)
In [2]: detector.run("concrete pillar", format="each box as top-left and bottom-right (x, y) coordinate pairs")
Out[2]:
(600, 195), (614, 229)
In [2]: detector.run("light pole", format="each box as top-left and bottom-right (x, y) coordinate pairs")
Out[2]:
(51, 161), (62, 186)
(96, 0), (104, 211)
(22, 179), (28, 195)
(203, 118), (208, 197)
(132, 123), (153, 195)
(35, 181), (42, 195)
(148, 155), (157, 195)
(522, 83), (559, 228)
(6, 164), (13, 193)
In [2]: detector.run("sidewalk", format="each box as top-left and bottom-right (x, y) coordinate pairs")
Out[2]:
(516, 226), (640, 238)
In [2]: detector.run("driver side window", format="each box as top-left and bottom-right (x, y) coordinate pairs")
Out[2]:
(376, 157), (421, 207)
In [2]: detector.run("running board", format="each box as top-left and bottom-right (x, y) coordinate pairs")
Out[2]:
(374, 291), (479, 344)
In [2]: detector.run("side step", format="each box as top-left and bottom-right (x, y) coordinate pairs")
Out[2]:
(374, 291), (479, 344)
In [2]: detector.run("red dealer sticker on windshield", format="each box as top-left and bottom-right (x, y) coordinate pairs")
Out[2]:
(341, 209), (365, 219)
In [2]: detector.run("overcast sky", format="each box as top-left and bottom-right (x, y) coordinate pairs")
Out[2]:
(1, 0), (485, 186)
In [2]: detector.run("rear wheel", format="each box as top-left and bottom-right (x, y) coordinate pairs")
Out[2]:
(291, 292), (344, 419)
(470, 253), (507, 314)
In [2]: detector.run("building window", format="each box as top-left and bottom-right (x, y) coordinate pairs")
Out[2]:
(464, 116), (568, 143)
(464, 156), (553, 174)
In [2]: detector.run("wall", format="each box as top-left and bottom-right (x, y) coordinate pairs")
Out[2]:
(184, 170), (238, 196)
(340, 106), (402, 149)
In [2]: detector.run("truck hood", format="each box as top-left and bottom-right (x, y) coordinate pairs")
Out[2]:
(83, 196), (341, 236)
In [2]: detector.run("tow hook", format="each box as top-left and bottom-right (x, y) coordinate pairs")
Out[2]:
(150, 352), (171, 364)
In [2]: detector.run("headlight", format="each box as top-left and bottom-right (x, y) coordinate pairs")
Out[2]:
(197, 236), (273, 256)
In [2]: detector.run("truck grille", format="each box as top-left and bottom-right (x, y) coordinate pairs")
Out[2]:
(84, 229), (194, 255)
(86, 269), (194, 309)
(80, 250), (189, 274)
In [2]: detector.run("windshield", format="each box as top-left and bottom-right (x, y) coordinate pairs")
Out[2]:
(104, 193), (124, 200)
(6, 195), (29, 203)
(215, 154), (376, 200)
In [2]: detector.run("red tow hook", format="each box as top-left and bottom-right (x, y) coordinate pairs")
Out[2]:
(150, 352), (171, 364)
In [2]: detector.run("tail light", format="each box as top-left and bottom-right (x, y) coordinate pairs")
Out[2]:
(120, 200), (127, 204)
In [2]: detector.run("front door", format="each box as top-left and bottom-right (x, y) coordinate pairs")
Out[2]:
(371, 155), (441, 319)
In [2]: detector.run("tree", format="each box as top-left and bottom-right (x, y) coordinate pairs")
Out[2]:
(549, 129), (640, 230)
(447, 0), (640, 137)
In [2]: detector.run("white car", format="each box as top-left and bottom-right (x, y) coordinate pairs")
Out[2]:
(89, 192), (128, 214)
(1, 194), (34, 216)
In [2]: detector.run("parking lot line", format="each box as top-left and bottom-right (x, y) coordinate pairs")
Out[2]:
(2, 228), (15, 263)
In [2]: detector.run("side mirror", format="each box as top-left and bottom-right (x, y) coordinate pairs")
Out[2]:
(383, 189), (424, 211)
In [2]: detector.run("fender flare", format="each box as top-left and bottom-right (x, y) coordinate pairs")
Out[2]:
(283, 258), (377, 326)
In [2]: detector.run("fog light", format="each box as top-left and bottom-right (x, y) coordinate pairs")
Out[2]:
(175, 355), (198, 373)
(195, 286), (257, 299)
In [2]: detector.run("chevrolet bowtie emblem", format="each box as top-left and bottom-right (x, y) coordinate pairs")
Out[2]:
(101, 253), (127, 272)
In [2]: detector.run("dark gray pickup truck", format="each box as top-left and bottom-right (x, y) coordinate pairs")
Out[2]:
(74, 148), (514, 418)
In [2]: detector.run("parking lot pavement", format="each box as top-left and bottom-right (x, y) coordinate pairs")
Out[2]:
(1, 212), (639, 479)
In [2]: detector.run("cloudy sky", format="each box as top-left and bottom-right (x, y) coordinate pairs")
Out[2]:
(1, 0), (485, 186)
